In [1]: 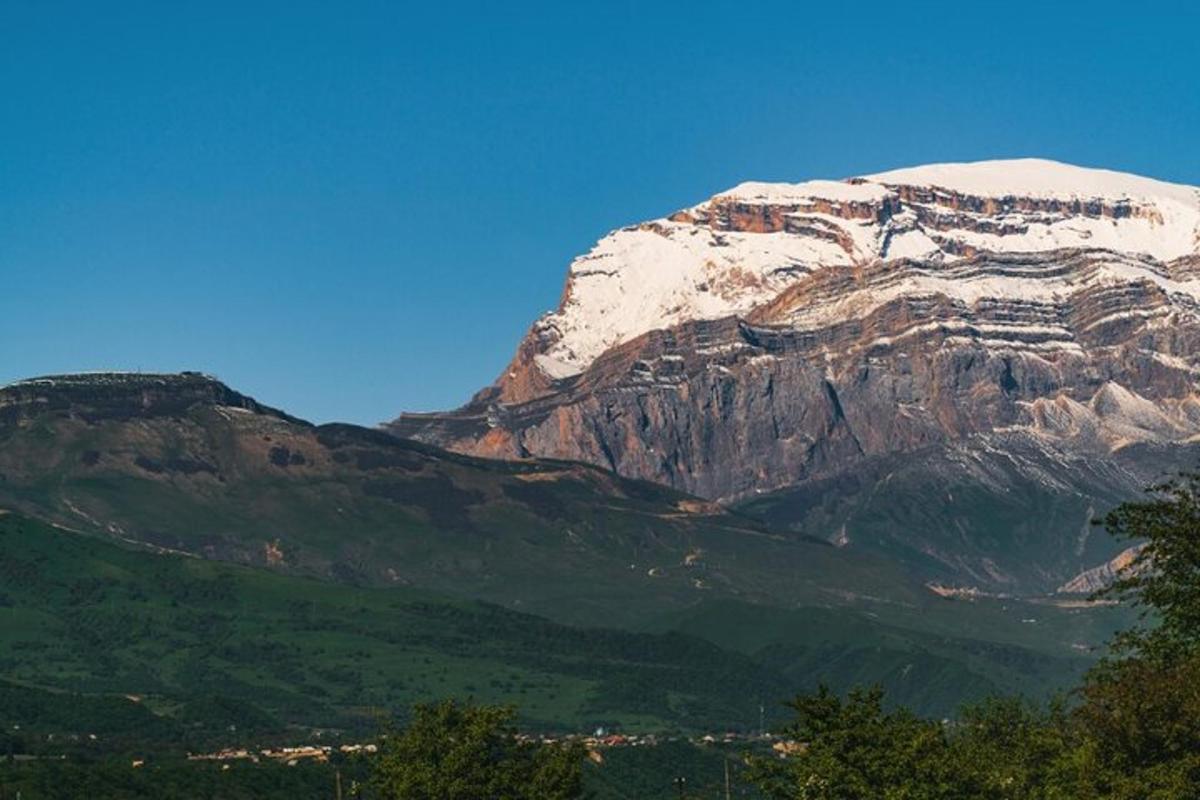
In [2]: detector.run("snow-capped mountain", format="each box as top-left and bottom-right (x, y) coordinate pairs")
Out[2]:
(526, 159), (1200, 386)
(391, 159), (1200, 590)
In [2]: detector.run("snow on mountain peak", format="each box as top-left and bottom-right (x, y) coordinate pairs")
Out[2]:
(714, 159), (1200, 208)
(713, 178), (891, 205)
(862, 158), (1200, 205)
(527, 160), (1200, 382)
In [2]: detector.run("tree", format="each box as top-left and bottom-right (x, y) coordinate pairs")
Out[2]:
(744, 476), (1200, 800)
(1072, 655), (1200, 799)
(948, 696), (1078, 800)
(369, 700), (585, 800)
(1069, 472), (1200, 798)
(747, 685), (963, 800)
(1098, 471), (1200, 659)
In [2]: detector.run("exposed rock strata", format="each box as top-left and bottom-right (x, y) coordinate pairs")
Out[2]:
(390, 160), (1200, 504)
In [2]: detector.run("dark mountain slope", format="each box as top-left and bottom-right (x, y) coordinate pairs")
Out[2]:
(0, 372), (921, 626)
(737, 433), (1199, 593)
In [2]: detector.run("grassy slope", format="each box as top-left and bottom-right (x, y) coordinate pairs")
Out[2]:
(0, 507), (1128, 738)
(0, 511), (804, 738)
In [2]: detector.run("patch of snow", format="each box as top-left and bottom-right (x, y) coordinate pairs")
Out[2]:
(864, 158), (1200, 206)
(536, 223), (856, 375)
(714, 179), (892, 205)
(949, 214), (1198, 263)
(883, 229), (941, 260)
(533, 354), (580, 380)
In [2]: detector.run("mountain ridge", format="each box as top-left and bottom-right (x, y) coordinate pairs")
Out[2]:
(0, 369), (928, 625)
(0, 371), (306, 426)
(389, 159), (1200, 592)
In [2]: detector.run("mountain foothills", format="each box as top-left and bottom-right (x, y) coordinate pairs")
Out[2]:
(0, 509), (794, 738)
(392, 159), (1200, 594)
(0, 372), (1126, 724)
(0, 372), (909, 625)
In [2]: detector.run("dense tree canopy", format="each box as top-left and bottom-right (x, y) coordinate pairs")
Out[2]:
(748, 685), (961, 800)
(1099, 472), (1200, 658)
(369, 700), (585, 800)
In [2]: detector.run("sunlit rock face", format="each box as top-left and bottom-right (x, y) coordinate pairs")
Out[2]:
(390, 159), (1200, 504)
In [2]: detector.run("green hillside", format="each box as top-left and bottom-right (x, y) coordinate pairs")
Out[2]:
(0, 506), (1128, 743)
(0, 511), (796, 739)
(643, 598), (1129, 716)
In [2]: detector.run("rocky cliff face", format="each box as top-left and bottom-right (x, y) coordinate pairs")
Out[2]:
(0, 372), (301, 427)
(1057, 544), (1145, 596)
(390, 160), (1200, 511)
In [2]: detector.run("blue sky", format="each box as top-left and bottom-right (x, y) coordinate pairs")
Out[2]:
(2, 1), (1197, 424)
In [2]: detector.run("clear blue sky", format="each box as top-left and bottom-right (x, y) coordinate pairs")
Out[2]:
(2, 1), (1197, 424)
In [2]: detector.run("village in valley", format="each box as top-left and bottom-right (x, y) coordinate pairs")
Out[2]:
(182, 729), (801, 768)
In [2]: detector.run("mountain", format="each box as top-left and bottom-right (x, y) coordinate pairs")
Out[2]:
(390, 159), (1200, 592)
(0, 371), (1130, 718)
(0, 371), (923, 625)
